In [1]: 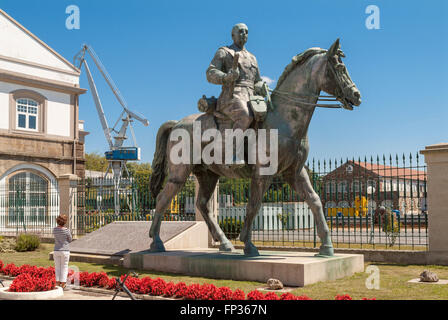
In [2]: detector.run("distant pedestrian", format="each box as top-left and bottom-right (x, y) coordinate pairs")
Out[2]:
(53, 214), (72, 289)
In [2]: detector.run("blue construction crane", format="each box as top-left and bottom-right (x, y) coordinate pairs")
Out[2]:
(74, 45), (149, 214)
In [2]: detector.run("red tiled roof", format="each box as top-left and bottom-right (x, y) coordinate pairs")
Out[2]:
(352, 161), (426, 181)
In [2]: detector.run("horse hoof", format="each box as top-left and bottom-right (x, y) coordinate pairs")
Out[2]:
(318, 245), (334, 257)
(149, 239), (166, 252)
(243, 244), (260, 257)
(219, 242), (235, 252)
(239, 231), (247, 243)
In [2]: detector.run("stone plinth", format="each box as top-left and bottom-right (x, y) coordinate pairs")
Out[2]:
(123, 249), (364, 287)
(58, 174), (79, 230)
(421, 143), (448, 265)
(64, 221), (209, 257)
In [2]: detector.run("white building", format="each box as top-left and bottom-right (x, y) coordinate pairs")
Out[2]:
(0, 9), (87, 234)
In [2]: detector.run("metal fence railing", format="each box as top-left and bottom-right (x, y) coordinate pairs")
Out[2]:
(218, 153), (428, 250)
(72, 176), (196, 236)
(0, 153), (428, 250)
(0, 180), (59, 237)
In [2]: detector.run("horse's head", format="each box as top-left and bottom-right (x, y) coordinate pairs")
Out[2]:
(322, 39), (361, 110)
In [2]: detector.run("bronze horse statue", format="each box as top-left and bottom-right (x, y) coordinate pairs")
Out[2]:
(149, 39), (361, 256)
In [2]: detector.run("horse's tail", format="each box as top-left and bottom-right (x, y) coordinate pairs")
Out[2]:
(150, 120), (178, 198)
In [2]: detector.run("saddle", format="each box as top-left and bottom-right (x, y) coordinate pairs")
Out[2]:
(197, 94), (268, 129)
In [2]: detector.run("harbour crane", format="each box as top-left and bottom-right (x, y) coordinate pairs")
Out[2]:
(74, 44), (149, 214)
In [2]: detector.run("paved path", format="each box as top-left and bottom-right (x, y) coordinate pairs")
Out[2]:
(0, 280), (131, 300)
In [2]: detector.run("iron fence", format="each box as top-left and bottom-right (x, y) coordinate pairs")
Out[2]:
(73, 176), (196, 236)
(0, 180), (59, 237)
(0, 153), (428, 250)
(218, 153), (428, 250)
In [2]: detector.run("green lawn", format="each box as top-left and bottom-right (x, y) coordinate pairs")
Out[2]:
(1, 243), (447, 300)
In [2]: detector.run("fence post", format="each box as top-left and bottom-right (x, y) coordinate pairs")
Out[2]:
(194, 178), (218, 248)
(58, 174), (79, 236)
(420, 143), (448, 265)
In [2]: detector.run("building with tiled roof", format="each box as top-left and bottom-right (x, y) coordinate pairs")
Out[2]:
(321, 160), (427, 216)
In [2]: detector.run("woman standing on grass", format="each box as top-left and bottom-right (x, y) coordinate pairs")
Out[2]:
(53, 214), (72, 289)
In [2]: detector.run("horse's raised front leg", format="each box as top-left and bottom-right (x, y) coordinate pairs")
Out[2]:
(195, 171), (235, 252)
(240, 175), (272, 256)
(286, 167), (334, 256)
(149, 165), (192, 252)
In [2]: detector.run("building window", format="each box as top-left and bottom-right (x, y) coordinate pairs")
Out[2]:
(7, 171), (48, 225)
(412, 181), (418, 193)
(16, 98), (39, 131)
(338, 201), (349, 208)
(352, 180), (360, 193)
(366, 179), (376, 194)
(326, 180), (336, 194)
(392, 180), (398, 191)
(338, 181), (347, 193)
(366, 179), (376, 188)
(381, 179), (392, 192)
(325, 201), (336, 208)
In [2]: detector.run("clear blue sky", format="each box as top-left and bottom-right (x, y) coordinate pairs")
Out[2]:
(2, 0), (447, 164)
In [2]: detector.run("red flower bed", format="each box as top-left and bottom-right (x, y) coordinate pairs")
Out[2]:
(185, 283), (202, 300)
(335, 294), (353, 300)
(215, 287), (233, 300)
(0, 259), (375, 300)
(232, 289), (246, 300)
(163, 281), (176, 297)
(173, 282), (188, 298)
(3, 263), (20, 277)
(9, 273), (55, 293)
(247, 290), (265, 300)
(150, 278), (166, 296)
(263, 292), (280, 300)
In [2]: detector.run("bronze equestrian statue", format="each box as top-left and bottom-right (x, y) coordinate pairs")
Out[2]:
(149, 23), (361, 257)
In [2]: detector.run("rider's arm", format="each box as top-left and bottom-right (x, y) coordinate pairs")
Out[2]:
(253, 57), (267, 96)
(206, 49), (227, 85)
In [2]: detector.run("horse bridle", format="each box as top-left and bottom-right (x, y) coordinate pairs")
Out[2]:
(269, 52), (354, 109)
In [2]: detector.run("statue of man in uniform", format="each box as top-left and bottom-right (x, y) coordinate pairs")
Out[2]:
(206, 23), (267, 166)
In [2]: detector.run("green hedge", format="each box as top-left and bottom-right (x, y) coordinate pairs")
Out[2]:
(15, 234), (40, 252)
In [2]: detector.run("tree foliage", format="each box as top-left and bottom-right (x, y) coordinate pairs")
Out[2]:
(85, 152), (152, 178)
(85, 152), (109, 172)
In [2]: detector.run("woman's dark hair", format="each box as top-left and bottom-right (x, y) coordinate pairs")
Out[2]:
(56, 215), (68, 227)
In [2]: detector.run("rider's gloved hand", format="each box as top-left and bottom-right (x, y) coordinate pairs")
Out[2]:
(255, 81), (268, 97)
(223, 68), (240, 85)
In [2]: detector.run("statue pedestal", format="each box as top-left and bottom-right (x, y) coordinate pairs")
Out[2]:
(50, 221), (209, 265)
(123, 249), (364, 287)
